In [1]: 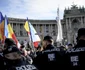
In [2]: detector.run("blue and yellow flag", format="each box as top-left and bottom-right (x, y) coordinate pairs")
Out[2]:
(24, 18), (41, 48)
(0, 12), (4, 42)
(4, 16), (21, 48)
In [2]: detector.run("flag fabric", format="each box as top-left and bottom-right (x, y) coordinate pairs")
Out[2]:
(4, 15), (8, 38)
(5, 15), (21, 48)
(56, 8), (63, 44)
(29, 22), (41, 48)
(24, 19), (41, 48)
(24, 20), (30, 34)
(0, 12), (4, 42)
(24, 19), (31, 47)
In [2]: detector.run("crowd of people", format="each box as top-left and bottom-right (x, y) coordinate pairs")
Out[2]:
(0, 28), (85, 70)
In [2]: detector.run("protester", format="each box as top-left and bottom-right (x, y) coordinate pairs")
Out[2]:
(0, 38), (15, 70)
(24, 39), (27, 47)
(64, 28), (85, 69)
(20, 44), (33, 64)
(67, 43), (73, 49)
(3, 45), (38, 70)
(59, 45), (66, 51)
(20, 44), (27, 56)
(33, 35), (64, 70)
(0, 43), (4, 70)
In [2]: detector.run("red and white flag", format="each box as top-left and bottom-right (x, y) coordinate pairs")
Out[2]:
(24, 19), (41, 48)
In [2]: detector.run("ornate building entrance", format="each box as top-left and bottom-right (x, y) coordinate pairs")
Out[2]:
(62, 4), (85, 45)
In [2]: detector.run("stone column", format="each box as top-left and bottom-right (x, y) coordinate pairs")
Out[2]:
(14, 23), (16, 36)
(37, 24), (39, 34)
(55, 24), (58, 33)
(69, 18), (72, 44)
(16, 23), (18, 37)
(65, 18), (71, 44)
(55, 24), (57, 36)
(18, 24), (20, 37)
(11, 23), (13, 28)
(66, 18), (69, 43)
(84, 17), (85, 23)
(41, 24), (43, 40)
(39, 24), (40, 35)
(66, 18), (69, 31)
(81, 17), (83, 28)
(35, 24), (36, 30)
(84, 17), (85, 27)
(54, 24), (56, 42)
(49, 24), (51, 35)
(50, 24), (52, 36)
(43, 24), (45, 36)
(69, 18), (72, 30)
(49, 24), (51, 36)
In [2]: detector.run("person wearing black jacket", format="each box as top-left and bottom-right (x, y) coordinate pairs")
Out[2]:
(0, 44), (4, 70)
(64, 28), (85, 69)
(3, 45), (38, 70)
(33, 36), (64, 70)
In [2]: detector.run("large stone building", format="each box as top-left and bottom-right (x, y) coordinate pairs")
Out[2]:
(8, 18), (57, 43)
(8, 4), (85, 45)
(62, 4), (85, 45)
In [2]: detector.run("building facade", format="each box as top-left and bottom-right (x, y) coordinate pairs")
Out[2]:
(62, 4), (85, 45)
(8, 4), (85, 46)
(8, 18), (57, 43)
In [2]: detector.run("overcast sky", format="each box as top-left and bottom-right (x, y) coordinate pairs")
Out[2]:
(0, 0), (85, 20)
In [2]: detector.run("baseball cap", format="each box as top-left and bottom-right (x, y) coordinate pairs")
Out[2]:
(3, 45), (21, 55)
(5, 38), (16, 46)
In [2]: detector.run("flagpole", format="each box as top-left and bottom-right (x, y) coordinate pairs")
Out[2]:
(3, 16), (5, 43)
(27, 18), (35, 52)
(4, 15), (6, 43)
(3, 15), (5, 44)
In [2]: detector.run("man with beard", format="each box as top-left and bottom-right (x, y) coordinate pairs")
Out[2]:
(33, 36), (64, 70)
(3, 45), (38, 70)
